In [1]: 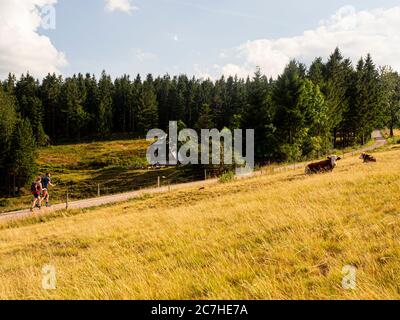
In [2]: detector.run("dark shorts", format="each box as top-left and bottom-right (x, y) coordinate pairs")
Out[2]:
(33, 193), (40, 199)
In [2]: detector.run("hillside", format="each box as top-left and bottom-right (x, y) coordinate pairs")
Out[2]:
(1, 129), (387, 214)
(0, 138), (201, 213)
(0, 145), (399, 299)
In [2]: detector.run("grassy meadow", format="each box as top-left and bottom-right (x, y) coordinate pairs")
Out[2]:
(0, 138), (202, 213)
(0, 144), (399, 299)
(0, 130), (386, 214)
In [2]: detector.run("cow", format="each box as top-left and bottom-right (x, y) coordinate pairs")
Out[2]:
(305, 155), (341, 174)
(359, 153), (377, 163)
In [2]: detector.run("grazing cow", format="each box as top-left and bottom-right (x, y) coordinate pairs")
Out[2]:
(305, 155), (341, 174)
(359, 153), (377, 163)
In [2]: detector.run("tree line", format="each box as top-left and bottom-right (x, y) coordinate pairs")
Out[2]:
(1, 48), (399, 195)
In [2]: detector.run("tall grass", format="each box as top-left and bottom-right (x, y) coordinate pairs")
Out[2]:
(0, 147), (399, 299)
(219, 171), (236, 183)
(0, 139), (184, 213)
(382, 128), (400, 145)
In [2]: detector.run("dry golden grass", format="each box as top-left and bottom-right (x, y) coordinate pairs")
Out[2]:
(0, 138), (176, 213)
(0, 147), (399, 300)
(37, 139), (151, 168)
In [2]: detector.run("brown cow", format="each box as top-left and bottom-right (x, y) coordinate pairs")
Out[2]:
(359, 153), (376, 163)
(305, 155), (341, 174)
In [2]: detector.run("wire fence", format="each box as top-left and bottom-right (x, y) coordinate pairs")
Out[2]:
(3, 160), (311, 213)
(48, 160), (310, 210)
(1, 133), (384, 213)
(3, 142), (371, 211)
(0, 165), (228, 213)
(46, 167), (213, 208)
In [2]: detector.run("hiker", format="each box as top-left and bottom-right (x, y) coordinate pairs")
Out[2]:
(41, 173), (56, 207)
(30, 177), (43, 212)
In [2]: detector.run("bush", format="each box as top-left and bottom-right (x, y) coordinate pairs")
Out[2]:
(219, 171), (235, 184)
(0, 199), (11, 207)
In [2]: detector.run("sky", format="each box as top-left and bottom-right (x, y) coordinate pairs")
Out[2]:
(0, 0), (400, 80)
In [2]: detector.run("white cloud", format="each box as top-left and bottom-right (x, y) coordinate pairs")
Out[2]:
(105, 0), (138, 14)
(0, 0), (67, 79)
(219, 6), (400, 78)
(134, 49), (158, 62)
(193, 64), (213, 80)
(173, 34), (179, 42)
(219, 52), (228, 59)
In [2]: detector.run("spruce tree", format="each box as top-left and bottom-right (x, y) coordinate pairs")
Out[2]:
(308, 57), (325, 87)
(41, 73), (62, 141)
(131, 74), (143, 133)
(175, 75), (187, 123)
(323, 48), (349, 147)
(379, 67), (400, 137)
(273, 61), (304, 160)
(195, 103), (214, 130)
(211, 76), (227, 129)
(8, 118), (37, 193)
(354, 55), (380, 144)
(97, 71), (114, 137)
(154, 75), (171, 130)
(3, 73), (16, 95)
(245, 67), (275, 160)
(136, 75), (159, 134)
(0, 87), (18, 192)
(15, 74), (48, 145)
(113, 74), (134, 133)
(60, 76), (89, 140)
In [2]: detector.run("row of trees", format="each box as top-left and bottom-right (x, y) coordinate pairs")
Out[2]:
(1, 48), (400, 194)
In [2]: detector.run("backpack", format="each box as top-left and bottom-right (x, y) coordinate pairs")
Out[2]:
(31, 182), (39, 194)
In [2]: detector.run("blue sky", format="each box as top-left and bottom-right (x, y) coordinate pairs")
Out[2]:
(1, 0), (400, 79)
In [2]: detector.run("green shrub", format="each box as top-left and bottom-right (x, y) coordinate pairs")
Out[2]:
(219, 171), (235, 184)
(0, 199), (11, 207)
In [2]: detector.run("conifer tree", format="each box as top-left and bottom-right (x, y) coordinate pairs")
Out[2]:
(273, 61), (304, 160)
(113, 74), (135, 133)
(97, 71), (114, 136)
(354, 55), (380, 144)
(41, 73), (62, 141)
(245, 68), (275, 160)
(60, 76), (89, 140)
(136, 75), (159, 134)
(154, 75), (172, 130)
(15, 74), (48, 145)
(323, 48), (349, 147)
(8, 118), (37, 193)
(0, 87), (17, 191)
(379, 67), (400, 137)
(195, 103), (214, 130)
